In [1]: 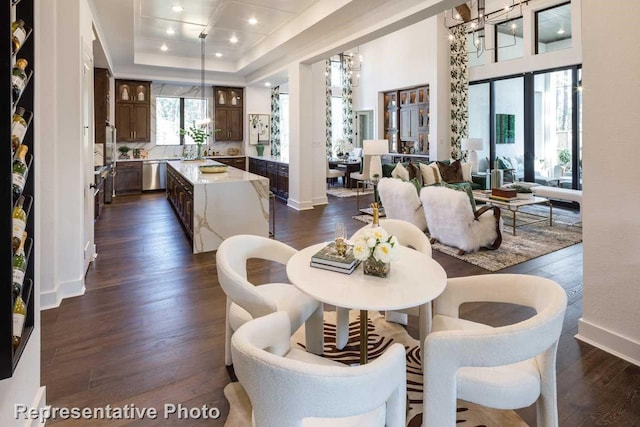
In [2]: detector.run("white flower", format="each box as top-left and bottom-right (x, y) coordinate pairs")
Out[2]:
(389, 235), (398, 246)
(371, 227), (389, 242)
(352, 240), (370, 261)
(366, 237), (377, 248)
(373, 242), (393, 263)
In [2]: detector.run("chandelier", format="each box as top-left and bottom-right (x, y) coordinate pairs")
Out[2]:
(445, 0), (531, 58)
(197, 31), (211, 127)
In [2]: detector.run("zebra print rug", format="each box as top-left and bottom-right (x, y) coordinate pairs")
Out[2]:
(291, 311), (528, 427)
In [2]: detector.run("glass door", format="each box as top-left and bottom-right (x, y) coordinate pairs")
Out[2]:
(533, 68), (575, 188)
(494, 77), (525, 183)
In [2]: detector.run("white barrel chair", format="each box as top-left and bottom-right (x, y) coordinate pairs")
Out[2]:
(231, 311), (407, 427)
(216, 234), (324, 366)
(423, 274), (567, 427)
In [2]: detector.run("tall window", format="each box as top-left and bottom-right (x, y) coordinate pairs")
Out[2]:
(330, 58), (346, 156)
(279, 93), (289, 161)
(155, 96), (208, 145)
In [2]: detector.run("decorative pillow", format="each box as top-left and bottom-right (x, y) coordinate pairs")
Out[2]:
(419, 162), (442, 186)
(497, 156), (513, 170)
(461, 162), (472, 182)
(443, 182), (477, 212)
(382, 163), (396, 178)
(437, 160), (464, 183)
(407, 163), (423, 187)
(391, 162), (410, 181)
(409, 177), (422, 195)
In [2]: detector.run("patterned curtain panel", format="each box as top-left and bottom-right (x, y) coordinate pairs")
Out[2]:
(449, 25), (469, 161)
(270, 86), (280, 157)
(325, 59), (332, 156)
(341, 54), (354, 146)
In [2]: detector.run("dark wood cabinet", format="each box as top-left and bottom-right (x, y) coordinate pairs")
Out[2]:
(94, 68), (111, 144)
(248, 158), (288, 201)
(214, 86), (243, 142)
(115, 80), (150, 142)
(215, 156), (246, 171)
(114, 161), (142, 195)
(2, 0), (35, 379)
(166, 165), (193, 238)
(385, 85), (429, 155)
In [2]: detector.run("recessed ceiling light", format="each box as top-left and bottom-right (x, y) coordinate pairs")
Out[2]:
(215, 52), (223, 58)
(248, 18), (258, 25)
(557, 28), (565, 34)
(229, 35), (238, 44)
(166, 28), (175, 35)
(264, 82), (271, 87)
(171, 5), (183, 12)
(160, 43), (168, 52)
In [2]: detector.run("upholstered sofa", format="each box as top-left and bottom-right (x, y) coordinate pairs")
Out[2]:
(382, 159), (486, 190)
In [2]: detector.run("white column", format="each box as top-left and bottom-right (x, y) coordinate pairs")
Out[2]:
(287, 62), (315, 210)
(577, 0), (640, 366)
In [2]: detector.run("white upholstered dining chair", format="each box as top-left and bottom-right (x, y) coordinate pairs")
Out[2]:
(336, 219), (433, 353)
(326, 157), (346, 187)
(216, 234), (324, 366)
(231, 311), (407, 427)
(423, 274), (567, 427)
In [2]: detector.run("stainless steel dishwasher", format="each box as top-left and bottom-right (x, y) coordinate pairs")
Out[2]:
(142, 160), (167, 191)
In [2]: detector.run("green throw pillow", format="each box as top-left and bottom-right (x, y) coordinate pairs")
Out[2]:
(409, 177), (422, 195)
(497, 156), (513, 170)
(441, 182), (477, 212)
(382, 163), (395, 178)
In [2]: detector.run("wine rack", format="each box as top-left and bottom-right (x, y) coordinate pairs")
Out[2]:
(1, 0), (35, 379)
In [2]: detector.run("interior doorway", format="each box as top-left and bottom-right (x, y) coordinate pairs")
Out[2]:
(354, 110), (373, 148)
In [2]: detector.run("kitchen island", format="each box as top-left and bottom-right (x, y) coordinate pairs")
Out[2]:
(166, 160), (269, 253)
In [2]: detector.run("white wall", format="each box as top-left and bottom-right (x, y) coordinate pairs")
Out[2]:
(577, 0), (640, 366)
(245, 86), (271, 157)
(352, 15), (451, 160)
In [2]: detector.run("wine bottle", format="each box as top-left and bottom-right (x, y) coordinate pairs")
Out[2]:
(12, 289), (27, 350)
(11, 107), (29, 152)
(12, 144), (29, 200)
(12, 196), (26, 253)
(11, 19), (26, 54)
(12, 58), (28, 101)
(12, 232), (27, 299)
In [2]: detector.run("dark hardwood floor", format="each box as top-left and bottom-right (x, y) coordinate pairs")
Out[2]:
(41, 192), (640, 426)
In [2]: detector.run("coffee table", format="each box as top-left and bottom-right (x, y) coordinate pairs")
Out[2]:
(473, 190), (553, 236)
(287, 243), (447, 364)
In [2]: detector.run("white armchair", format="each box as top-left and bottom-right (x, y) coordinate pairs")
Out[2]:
(420, 185), (502, 254)
(326, 158), (346, 187)
(377, 178), (428, 231)
(216, 234), (324, 366)
(231, 311), (407, 427)
(423, 274), (568, 427)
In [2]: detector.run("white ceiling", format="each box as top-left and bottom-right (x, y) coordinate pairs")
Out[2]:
(89, 0), (463, 85)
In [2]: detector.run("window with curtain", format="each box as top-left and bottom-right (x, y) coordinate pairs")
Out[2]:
(155, 96), (207, 145)
(279, 93), (289, 160)
(330, 57), (346, 156)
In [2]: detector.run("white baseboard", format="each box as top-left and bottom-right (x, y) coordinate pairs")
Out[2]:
(40, 278), (85, 310)
(286, 198), (314, 211)
(576, 318), (640, 367)
(26, 387), (46, 427)
(312, 195), (328, 206)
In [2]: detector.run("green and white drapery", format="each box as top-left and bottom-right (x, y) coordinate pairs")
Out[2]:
(449, 24), (469, 161)
(341, 54), (354, 146)
(325, 59), (332, 156)
(270, 86), (280, 157)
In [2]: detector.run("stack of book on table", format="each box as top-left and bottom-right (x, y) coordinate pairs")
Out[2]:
(310, 242), (361, 274)
(489, 188), (518, 202)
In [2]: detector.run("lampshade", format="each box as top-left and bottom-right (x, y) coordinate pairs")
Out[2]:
(363, 139), (388, 156)
(461, 138), (483, 151)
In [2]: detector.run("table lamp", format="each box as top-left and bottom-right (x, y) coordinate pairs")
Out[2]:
(461, 137), (483, 173)
(363, 139), (388, 204)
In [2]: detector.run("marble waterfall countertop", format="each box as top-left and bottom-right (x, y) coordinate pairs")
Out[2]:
(166, 159), (264, 185)
(166, 159), (270, 253)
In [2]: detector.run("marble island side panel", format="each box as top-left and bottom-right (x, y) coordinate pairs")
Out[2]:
(166, 160), (269, 253)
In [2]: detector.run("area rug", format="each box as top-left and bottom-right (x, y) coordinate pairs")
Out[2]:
(286, 311), (527, 427)
(353, 207), (582, 271)
(327, 187), (374, 198)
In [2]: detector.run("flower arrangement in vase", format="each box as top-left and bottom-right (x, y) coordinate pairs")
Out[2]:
(352, 225), (397, 278)
(180, 121), (220, 160)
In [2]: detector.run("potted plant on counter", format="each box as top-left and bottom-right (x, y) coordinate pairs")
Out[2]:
(117, 145), (131, 159)
(180, 121), (220, 160)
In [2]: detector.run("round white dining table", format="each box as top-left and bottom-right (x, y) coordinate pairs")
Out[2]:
(287, 242), (447, 363)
